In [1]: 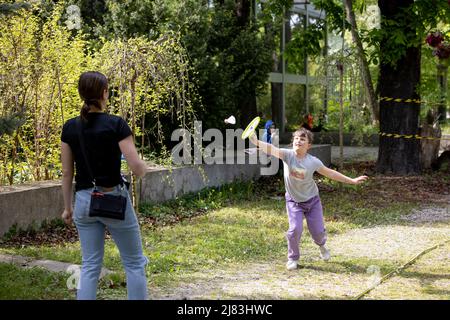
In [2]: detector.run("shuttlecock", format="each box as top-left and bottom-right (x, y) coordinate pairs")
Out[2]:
(224, 115), (236, 125)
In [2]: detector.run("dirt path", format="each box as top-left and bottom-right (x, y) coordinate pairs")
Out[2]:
(149, 206), (450, 300)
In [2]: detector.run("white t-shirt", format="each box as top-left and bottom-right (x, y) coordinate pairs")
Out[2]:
(280, 149), (325, 202)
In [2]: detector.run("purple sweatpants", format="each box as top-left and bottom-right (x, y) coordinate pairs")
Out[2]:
(285, 193), (327, 261)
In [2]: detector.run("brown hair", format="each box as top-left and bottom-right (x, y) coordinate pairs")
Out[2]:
(292, 127), (314, 144)
(78, 71), (108, 120)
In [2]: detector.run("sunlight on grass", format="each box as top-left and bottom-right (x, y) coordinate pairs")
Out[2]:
(1, 173), (448, 299)
(0, 263), (73, 300)
(143, 203), (287, 277)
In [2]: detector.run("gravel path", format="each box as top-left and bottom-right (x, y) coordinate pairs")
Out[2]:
(149, 206), (450, 300)
(331, 146), (378, 163)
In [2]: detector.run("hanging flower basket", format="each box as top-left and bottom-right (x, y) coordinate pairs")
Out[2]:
(426, 31), (444, 47)
(426, 31), (450, 65)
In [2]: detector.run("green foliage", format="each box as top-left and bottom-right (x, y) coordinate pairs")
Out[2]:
(0, 3), (88, 184)
(0, 112), (25, 137)
(97, 0), (166, 40)
(0, 2), (200, 185)
(361, 0), (450, 67)
(3, 0), (447, 186)
(139, 179), (257, 223)
(326, 100), (375, 135)
(418, 46), (450, 121)
(283, 0), (349, 70)
(0, 1), (31, 16)
(286, 22), (325, 71)
(92, 34), (198, 153)
(312, 0), (349, 33)
(161, 0), (273, 129)
(64, 0), (107, 41)
(260, 0), (293, 17)
(2, 218), (66, 242)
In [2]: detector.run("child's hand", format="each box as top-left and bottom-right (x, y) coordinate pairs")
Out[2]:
(249, 133), (258, 145)
(352, 175), (368, 184)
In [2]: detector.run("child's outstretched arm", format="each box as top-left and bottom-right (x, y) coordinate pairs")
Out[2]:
(317, 166), (368, 185)
(249, 133), (284, 159)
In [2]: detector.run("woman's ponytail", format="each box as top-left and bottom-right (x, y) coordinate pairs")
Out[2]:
(80, 99), (102, 121)
(80, 102), (91, 121)
(78, 71), (108, 121)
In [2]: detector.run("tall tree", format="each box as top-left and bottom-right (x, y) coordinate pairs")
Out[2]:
(208, 0), (271, 127)
(260, 0), (291, 130)
(343, 0), (379, 123)
(376, 0), (421, 174)
(235, 0), (257, 126)
(0, 1), (29, 137)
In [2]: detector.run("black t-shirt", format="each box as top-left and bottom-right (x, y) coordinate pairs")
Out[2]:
(61, 113), (132, 191)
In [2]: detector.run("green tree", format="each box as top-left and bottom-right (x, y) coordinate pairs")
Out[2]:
(92, 34), (198, 152)
(0, 1), (30, 16)
(373, 0), (450, 174)
(376, 0), (421, 174)
(0, 3), (88, 184)
(161, 0), (273, 129)
(0, 1), (30, 137)
(95, 0), (167, 40)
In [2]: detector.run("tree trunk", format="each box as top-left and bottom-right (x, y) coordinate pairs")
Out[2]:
(420, 122), (441, 169)
(376, 0), (421, 175)
(271, 9), (291, 130)
(261, 2), (281, 126)
(271, 72), (282, 127)
(238, 89), (257, 128)
(343, 0), (379, 123)
(236, 0), (251, 27)
(322, 23), (329, 115)
(235, 0), (257, 126)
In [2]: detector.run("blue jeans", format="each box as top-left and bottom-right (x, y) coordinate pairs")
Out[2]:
(73, 185), (148, 300)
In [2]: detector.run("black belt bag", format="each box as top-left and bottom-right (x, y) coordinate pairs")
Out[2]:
(89, 190), (127, 220)
(77, 119), (127, 220)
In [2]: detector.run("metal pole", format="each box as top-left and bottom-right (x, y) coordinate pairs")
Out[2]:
(323, 20), (328, 115)
(305, 2), (309, 114)
(339, 0), (345, 169)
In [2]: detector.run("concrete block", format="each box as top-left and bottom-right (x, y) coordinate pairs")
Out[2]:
(0, 145), (331, 237)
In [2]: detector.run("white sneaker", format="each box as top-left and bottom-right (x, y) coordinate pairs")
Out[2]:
(319, 245), (331, 261)
(286, 260), (298, 270)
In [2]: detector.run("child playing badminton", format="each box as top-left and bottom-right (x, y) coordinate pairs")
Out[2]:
(249, 128), (368, 270)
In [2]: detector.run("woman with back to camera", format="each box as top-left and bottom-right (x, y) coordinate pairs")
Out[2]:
(60, 71), (148, 300)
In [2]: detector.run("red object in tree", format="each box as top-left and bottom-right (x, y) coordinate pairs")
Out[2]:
(434, 42), (450, 59)
(426, 31), (444, 47)
(307, 114), (313, 129)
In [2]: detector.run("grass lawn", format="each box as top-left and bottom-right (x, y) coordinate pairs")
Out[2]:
(0, 263), (71, 300)
(0, 161), (449, 299)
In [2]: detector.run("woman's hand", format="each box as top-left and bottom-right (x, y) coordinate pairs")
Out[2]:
(351, 175), (369, 184)
(62, 209), (73, 225)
